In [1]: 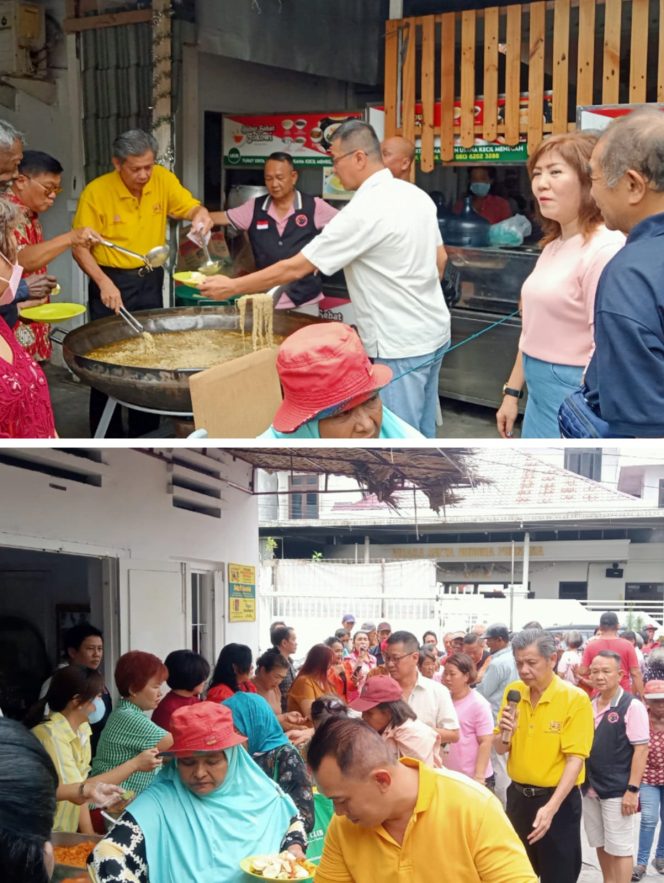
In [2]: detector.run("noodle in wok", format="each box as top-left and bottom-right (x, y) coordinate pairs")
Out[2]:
(236, 293), (274, 351)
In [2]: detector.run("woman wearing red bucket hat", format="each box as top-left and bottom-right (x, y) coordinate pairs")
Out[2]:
(88, 703), (307, 883)
(260, 322), (423, 438)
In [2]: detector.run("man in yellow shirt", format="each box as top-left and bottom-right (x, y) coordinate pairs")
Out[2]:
(309, 717), (536, 882)
(494, 629), (594, 883)
(72, 128), (212, 436)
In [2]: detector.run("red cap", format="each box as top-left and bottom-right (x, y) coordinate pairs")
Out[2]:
(272, 323), (392, 432)
(349, 675), (403, 711)
(160, 702), (246, 756)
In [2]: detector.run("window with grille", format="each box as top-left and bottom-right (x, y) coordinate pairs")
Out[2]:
(564, 448), (602, 481)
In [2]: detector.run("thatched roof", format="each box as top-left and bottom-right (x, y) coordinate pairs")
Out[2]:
(226, 447), (482, 512)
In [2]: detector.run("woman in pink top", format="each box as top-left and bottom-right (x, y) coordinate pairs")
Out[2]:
(347, 630), (376, 694)
(496, 132), (625, 439)
(350, 675), (440, 767)
(442, 653), (494, 787)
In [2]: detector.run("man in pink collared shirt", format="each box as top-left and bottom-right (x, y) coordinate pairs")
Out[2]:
(211, 152), (337, 310)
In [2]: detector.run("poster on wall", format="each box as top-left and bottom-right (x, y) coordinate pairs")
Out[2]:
(577, 103), (664, 131)
(223, 111), (363, 168)
(228, 563), (256, 622)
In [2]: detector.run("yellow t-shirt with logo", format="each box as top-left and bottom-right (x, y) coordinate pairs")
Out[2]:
(72, 164), (200, 269)
(315, 759), (536, 883)
(496, 676), (594, 787)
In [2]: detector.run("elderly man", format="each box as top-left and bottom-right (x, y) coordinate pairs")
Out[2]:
(585, 651), (649, 883)
(476, 623), (518, 807)
(579, 612), (643, 697)
(211, 151), (336, 311)
(495, 629), (594, 882)
(73, 128), (212, 436)
(561, 107), (664, 437)
(384, 630), (459, 744)
(380, 135), (415, 181)
(309, 716), (536, 882)
(201, 120), (450, 438)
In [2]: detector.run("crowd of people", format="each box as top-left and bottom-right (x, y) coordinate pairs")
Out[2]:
(5, 610), (664, 880)
(1, 106), (662, 439)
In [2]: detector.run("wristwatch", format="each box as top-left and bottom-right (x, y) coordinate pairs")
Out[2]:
(502, 384), (524, 399)
(626, 784), (640, 793)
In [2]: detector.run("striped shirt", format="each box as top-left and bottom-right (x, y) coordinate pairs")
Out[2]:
(33, 712), (92, 832)
(91, 698), (167, 794)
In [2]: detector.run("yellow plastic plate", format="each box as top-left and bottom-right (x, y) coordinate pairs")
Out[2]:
(239, 856), (315, 881)
(174, 271), (206, 289)
(20, 302), (86, 323)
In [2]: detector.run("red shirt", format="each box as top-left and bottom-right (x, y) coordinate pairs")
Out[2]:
(581, 637), (639, 691)
(206, 680), (257, 704)
(151, 691), (200, 731)
(453, 194), (512, 225)
(0, 317), (56, 438)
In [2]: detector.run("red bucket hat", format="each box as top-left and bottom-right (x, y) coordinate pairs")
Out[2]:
(160, 702), (246, 757)
(272, 322), (393, 432)
(349, 675), (403, 712)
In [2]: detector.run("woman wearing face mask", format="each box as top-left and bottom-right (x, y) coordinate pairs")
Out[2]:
(25, 666), (158, 834)
(0, 199), (57, 437)
(261, 322), (423, 439)
(455, 167), (512, 224)
(496, 132), (625, 438)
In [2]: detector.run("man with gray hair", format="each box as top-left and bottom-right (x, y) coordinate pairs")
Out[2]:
(495, 629), (593, 882)
(0, 119), (24, 191)
(200, 120), (450, 438)
(72, 128), (213, 436)
(560, 106), (664, 437)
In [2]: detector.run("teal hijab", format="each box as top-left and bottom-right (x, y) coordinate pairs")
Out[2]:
(260, 405), (424, 439)
(224, 692), (289, 756)
(128, 745), (297, 883)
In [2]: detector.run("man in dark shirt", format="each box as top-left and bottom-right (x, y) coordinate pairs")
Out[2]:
(583, 107), (664, 437)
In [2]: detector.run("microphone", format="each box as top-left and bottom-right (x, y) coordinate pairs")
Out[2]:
(501, 689), (521, 745)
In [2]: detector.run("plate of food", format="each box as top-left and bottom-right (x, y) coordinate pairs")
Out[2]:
(173, 270), (206, 288)
(20, 303), (86, 323)
(240, 852), (316, 880)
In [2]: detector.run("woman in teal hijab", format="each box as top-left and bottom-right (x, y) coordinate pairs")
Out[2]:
(88, 703), (307, 883)
(260, 322), (424, 439)
(225, 692), (315, 833)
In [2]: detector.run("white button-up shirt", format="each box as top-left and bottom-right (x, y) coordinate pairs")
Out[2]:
(403, 672), (459, 731)
(302, 168), (451, 359)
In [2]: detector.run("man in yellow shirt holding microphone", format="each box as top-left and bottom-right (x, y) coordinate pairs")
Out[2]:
(495, 629), (594, 883)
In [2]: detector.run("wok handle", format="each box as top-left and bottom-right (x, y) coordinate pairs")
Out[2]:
(49, 328), (68, 346)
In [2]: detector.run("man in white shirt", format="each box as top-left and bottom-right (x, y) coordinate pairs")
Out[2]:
(200, 121), (450, 437)
(384, 630), (459, 744)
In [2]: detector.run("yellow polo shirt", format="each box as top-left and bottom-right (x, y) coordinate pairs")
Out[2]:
(32, 712), (92, 832)
(315, 759), (536, 883)
(496, 677), (593, 788)
(72, 164), (200, 269)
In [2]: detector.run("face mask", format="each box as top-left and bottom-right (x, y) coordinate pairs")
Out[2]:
(88, 696), (106, 725)
(0, 254), (22, 306)
(470, 182), (491, 198)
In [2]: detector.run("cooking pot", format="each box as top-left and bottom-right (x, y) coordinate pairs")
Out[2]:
(62, 306), (324, 412)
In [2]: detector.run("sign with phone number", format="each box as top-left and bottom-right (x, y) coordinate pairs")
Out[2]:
(417, 142), (528, 163)
(228, 563), (256, 622)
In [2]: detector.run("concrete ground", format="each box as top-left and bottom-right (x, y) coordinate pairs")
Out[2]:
(45, 362), (513, 440)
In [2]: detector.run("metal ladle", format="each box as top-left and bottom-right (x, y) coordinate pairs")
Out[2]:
(197, 240), (222, 276)
(100, 240), (170, 271)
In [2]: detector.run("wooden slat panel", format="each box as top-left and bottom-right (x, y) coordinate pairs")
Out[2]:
(552, 0), (570, 134)
(659, 0), (664, 101)
(629, 0), (649, 103)
(602, 0), (622, 105)
(576, 0), (595, 107)
(401, 19), (417, 147)
(504, 5), (522, 146)
(527, 2), (546, 152)
(460, 10), (476, 149)
(420, 16), (436, 172)
(383, 19), (399, 139)
(483, 7), (499, 141)
(440, 12), (456, 163)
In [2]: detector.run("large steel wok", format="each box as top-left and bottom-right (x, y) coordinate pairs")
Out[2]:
(62, 306), (323, 412)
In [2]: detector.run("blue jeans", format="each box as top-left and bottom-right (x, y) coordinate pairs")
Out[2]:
(375, 343), (448, 438)
(522, 353), (584, 438)
(637, 783), (664, 865)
